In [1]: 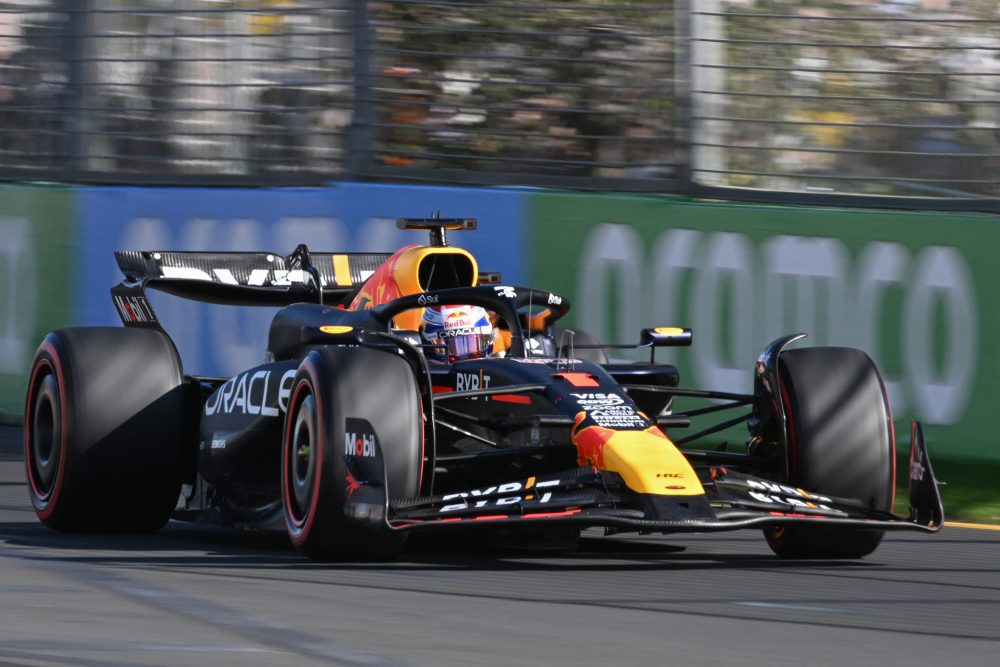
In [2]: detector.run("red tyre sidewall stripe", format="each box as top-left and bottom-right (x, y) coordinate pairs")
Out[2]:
(417, 386), (425, 493)
(778, 380), (798, 484)
(282, 361), (324, 547)
(25, 341), (68, 520)
(876, 371), (897, 511)
(283, 376), (312, 540)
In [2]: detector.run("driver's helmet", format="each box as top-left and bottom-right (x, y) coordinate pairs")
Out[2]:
(419, 304), (495, 362)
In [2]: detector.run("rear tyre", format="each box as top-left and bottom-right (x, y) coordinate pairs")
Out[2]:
(24, 328), (186, 531)
(282, 346), (422, 561)
(764, 347), (895, 559)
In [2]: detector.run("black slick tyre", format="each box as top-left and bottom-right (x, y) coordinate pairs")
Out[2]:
(24, 328), (186, 531)
(281, 346), (422, 561)
(764, 347), (895, 559)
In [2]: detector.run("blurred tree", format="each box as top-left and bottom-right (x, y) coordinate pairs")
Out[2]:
(368, 0), (678, 180)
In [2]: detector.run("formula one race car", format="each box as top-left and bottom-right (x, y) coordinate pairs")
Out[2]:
(24, 218), (943, 560)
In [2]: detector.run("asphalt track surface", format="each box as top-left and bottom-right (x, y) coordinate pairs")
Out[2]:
(1, 426), (999, 666)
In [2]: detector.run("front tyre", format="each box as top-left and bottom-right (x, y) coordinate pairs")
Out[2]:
(281, 346), (422, 561)
(764, 347), (895, 559)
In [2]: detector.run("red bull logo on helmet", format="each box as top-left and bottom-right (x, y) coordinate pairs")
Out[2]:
(420, 304), (495, 361)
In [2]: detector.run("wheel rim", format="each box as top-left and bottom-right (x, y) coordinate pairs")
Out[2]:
(285, 387), (318, 528)
(28, 372), (60, 500)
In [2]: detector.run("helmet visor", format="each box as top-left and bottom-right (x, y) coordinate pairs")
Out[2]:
(444, 332), (493, 361)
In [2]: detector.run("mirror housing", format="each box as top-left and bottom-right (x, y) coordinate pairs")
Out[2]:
(640, 327), (692, 347)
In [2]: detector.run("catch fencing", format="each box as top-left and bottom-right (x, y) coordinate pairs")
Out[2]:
(0, 1), (997, 204)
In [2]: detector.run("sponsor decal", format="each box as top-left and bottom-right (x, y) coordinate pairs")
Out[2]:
(745, 479), (834, 510)
(86, 195), (520, 399)
(589, 406), (649, 429)
(576, 223), (978, 425)
(572, 415), (615, 467)
(571, 392), (625, 408)
(113, 294), (156, 324)
(547, 293), (562, 305)
(204, 367), (297, 417)
(345, 470), (363, 499)
(493, 285), (517, 299)
(571, 417), (678, 473)
(456, 370), (491, 392)
(439, 478), (560, 513)
(417, 293), (438, 305)
(513, 357), (582, 364)
(210, 437), (227, 450)
(161, 264), (319, 287)
(319, 325), (352, 334)
(349, 248), (404, 312)
(910, 450), (926, 482)
(344, 418), (378, 458)
(570, 394), (652, 429)
(439, 326), (486, 338)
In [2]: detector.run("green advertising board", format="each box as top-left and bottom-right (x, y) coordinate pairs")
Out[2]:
(0, 185), (74, 419)
(529, 192), (999, 463)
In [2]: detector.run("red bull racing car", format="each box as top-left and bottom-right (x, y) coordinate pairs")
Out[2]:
(23, 218), (943, 560)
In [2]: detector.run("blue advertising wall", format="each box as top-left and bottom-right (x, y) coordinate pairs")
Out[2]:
(78, 183), (527, 378)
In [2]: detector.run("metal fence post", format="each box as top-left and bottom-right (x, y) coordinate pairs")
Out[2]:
(347, 0), (376, 180)
(688, 0), (727, 188)
(58, 0), (89, 180)
(674, 0), (693, 194)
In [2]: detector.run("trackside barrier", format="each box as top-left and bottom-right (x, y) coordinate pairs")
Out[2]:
(2, 182), (998, 468)
(0, 182), (528, 418)
(0, 185), (74, 420)
(528, 192), (999, 463)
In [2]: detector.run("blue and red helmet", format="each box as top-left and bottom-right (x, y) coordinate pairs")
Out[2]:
(419, 304), (495, 362)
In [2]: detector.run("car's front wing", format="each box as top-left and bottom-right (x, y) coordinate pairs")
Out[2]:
(342, 421), (943, 536)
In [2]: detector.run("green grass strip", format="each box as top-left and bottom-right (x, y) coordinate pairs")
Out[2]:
(896, 456), (1000, 525)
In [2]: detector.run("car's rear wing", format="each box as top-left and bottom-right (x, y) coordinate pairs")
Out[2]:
(111, 246), (391, 328)
(112, 218), (495, 329)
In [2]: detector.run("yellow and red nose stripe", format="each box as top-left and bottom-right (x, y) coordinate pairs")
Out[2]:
(571, 413), (703, 497)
